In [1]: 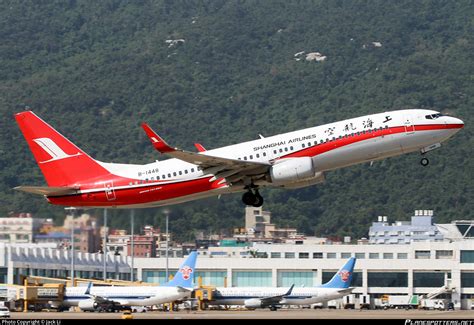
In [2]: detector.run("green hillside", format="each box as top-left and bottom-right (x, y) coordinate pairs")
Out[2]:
(0, 0), (473, 241)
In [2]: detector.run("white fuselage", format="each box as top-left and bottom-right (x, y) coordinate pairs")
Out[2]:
(63, 286), (191, 308)
(210, 287), (352, 306)
(78, 109), (462, 208)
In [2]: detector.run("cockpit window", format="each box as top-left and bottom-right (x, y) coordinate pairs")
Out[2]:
(425, 113), (443, 120)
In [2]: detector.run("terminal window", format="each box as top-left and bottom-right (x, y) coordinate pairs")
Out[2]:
(415, 250), (431, 259)
(327, 253), (337, 259)
(368, 272), (408, 287)
(355, 253), (365, 259)
(271, 252), (281, 258)
(460, 250), (474, 263)
(369, 253), (379, 259)
(461, 272), (474, 288)
(413, 272), (445, 287)
(313, 252), (323, 259)
(285, 252), (295, 259)
(436, 250), (453, 259)
(397, 253), (408, 259)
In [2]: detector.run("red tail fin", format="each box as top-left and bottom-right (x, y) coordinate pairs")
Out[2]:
(15, 111), (110, 187)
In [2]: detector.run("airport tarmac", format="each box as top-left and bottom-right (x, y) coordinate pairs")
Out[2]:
(8, 309), (474, 319)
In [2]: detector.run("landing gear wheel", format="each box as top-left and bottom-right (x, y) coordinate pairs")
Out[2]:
(242, 188), (264, 207)
(242, 191), (256, 206)
(420, 157), (429, 166)
(252, 190), (264, 207)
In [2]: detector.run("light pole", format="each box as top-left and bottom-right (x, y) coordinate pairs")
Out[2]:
(65, 207), (77, 286)
(103, 208), (107, 281)
(130, 209), (135, 282)
(163, 209), (170, 281)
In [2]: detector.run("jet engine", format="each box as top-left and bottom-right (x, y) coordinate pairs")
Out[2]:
(78, 299), (99, 310)
(268, 157), (324, 187)
(244, 298), (263, 309)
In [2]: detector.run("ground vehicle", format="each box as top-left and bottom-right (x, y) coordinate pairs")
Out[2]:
(420, 299), (446, 310)
(0, 307), (10, 318)
(381, 295), (419, 309)
(131, 306), (147, 313)
(121, 310), (133, 320)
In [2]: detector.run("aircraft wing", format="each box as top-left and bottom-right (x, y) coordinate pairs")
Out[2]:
(141, 123), (270, 183)
(84, 283), (128, 306)
(259, 284), (295, 306)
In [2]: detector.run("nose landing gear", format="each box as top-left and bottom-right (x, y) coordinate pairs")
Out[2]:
(242, 188), (264, 207)
(420, 157), (429, 166)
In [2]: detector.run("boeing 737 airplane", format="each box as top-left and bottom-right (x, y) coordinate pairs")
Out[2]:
(61, 251), (197, 311)
(14, 109), (463, 208)
(208, 257), (356, 311)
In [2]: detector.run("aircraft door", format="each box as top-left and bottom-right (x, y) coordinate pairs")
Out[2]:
(403, 114), (415, 134)
(104, 181), (116, 201)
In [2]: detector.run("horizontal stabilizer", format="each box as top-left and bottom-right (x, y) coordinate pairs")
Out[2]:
(14, 186), (79, 196)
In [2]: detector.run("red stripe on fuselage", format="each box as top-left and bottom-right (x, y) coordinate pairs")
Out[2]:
(47, 123), (460, 207)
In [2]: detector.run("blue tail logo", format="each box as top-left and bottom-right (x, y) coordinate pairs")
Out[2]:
(321, 257), (356, 289)
(163, 251), (198, 288)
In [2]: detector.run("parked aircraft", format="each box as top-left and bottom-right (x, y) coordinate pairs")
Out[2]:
(62, 251), (197, 311)
(14, 109), (463, 208)
(208, 257), (357, 311)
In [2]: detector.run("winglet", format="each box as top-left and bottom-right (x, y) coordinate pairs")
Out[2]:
(84, 282), (93, 295)
(194, 143), (206, 152)
(284, 284), (295, 297)
(141, 123), (176, 153)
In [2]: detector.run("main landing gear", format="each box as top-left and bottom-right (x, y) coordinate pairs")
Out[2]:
(242, 187), (264, 207)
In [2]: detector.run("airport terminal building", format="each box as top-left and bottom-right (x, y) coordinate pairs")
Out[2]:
(0, 216), (472, 309)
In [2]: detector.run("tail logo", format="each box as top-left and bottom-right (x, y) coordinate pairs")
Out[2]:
(33, 138), (81, 163)
(180, 265), (193, 280)
(339, 270), (351, 282)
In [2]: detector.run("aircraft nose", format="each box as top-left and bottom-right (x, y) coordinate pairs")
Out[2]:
(449, 117), (464, 128)
(446, 116), (464, 135)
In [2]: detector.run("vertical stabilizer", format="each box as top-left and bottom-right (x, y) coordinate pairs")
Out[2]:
(15, 111), (110, 187)
(162, 251), (198, 289)
(320, 257), (356, 289)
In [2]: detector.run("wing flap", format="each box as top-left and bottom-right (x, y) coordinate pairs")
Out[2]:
(14, 186), (79, 196)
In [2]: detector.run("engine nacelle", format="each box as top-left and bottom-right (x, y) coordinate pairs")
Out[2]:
(244, 298), (263, 309)
(269, 157), (316, 185)
(78, 299), (99, 310)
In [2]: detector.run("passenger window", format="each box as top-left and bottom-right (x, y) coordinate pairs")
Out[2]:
(249, 155), (253, 159)
(179, 171), (182, 175)
(168, 173), (171, 178)
(320, 140), (324, 144)
(279, 148), (283, 153)
(273, 150), (277, 154)
(256, 153), (260, 158)
(244, 156), (247, 160)
(157, 176), (160, 180)
(290, 146), (293, 150)
(185, 170), (188, 174)
(173, 172), (177, 176)
(302, 143), (305, 148)
(263, 152), (266, 157)
(191, 168), (195, 173)
(314, 141), (317, 145)
(308, 142), (311, 147)
(284, 147), (288, 152)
